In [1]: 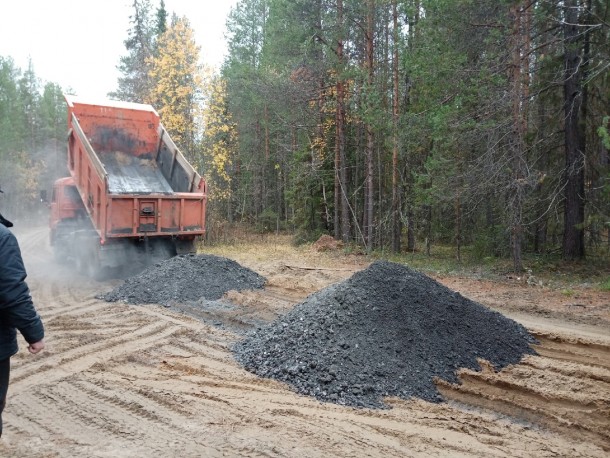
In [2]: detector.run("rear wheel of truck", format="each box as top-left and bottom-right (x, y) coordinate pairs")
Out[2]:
(51, 226), (71, 265)
(76, 252), (107, 281)
(73, 231), (103, 280)
(53, 243), (69, 264)
(86, 257), (101, 280)
(75, 251), (87, 275)
(174, 239), (196, 255)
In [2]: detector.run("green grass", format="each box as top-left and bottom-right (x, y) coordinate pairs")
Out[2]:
(202, 228), (610, 290)
(373, 244), (511, 279)
(372, 241), (610, 289)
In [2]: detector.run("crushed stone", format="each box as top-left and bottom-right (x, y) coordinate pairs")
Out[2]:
(101, 254), (266, 304)
(234, 261), (537, 408)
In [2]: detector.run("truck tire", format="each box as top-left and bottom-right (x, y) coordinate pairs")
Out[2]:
(53, 243), (69, 264)
(73, 231), (102, 280)
(76, 251), (107, 281)
(86, 256), (101, 280)
(174, 239), (196, 255)
(51, 225), (72, 265)
(75, 250), (87, 275)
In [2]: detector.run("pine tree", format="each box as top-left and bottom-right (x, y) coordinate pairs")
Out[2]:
(38, 82), (67, 183)
(0, 56), (24, 157)
(110, 0), (155, 102)
(18, 58), (40, 153)
(155, 0), (167, 37)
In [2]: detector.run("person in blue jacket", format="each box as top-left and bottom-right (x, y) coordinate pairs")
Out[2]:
(0, 192), (45, 438)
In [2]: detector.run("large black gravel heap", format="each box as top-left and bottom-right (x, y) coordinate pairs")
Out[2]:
(234, 261), (536, 408)
(101, 254), (266, 304)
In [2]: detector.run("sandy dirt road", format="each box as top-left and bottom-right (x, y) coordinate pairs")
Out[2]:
(1, 227), (609, 457)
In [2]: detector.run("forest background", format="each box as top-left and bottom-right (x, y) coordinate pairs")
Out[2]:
(0, 0), (608, 274)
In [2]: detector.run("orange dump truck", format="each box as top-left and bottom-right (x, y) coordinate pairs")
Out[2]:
(50, 96), (207, 277)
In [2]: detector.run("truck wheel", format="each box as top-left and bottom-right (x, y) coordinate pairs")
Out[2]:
(174, 239), (196, 255)
(75, 252), (87, 274)
(53, 243), (69, 264)
(74, 250), (96, 278)
(83, 253), (107, 281)
(76, 256), (106, 281)
(86, 258), (101, 280)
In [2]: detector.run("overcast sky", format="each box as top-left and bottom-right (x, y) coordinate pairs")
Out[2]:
(0, 0), (238, 99)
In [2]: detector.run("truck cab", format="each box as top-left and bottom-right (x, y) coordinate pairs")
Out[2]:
(49, 177), (88, 250)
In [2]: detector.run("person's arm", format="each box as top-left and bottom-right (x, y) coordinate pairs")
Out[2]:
(0, 231), (45, 347)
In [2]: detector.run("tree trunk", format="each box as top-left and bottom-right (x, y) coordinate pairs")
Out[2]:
(333, 1), (341, 240)
(404, 0), (419, 253)
(581, 0), (593, 247)
(391, 0), (401, 253)
(510, 3), (526, 273)
(407, 205), (416, 252)
(364, 0), (375, 251)
(334, 78), (341, 235)
(424, 204), (431, 256)
(533, 77), (549, 254)
(337, 0), (350, 243)
(562, 0), (586, 260)
(455, 194), (462, 263)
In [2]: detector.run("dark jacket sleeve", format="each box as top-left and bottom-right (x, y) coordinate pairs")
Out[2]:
(0, 229), (44, 344)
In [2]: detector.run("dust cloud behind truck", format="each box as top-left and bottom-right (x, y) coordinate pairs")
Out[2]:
(49, 96), (207, 278)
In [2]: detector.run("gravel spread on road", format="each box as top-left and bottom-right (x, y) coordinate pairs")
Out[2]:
(234, 261), (537, 408)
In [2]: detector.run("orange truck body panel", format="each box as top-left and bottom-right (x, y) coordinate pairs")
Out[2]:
(61, 96), (207, 243)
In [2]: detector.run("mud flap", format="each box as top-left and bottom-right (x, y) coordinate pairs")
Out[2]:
(174, 239), (196, 255)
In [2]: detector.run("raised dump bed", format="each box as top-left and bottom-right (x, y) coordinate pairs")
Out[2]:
(49, 96), (207, 277)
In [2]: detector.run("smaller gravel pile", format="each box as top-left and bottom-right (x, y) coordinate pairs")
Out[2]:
(234, 261), (536, 408)
(101, 254), (266, 304)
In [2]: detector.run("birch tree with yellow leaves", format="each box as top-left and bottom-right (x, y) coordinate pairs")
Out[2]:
(148, 14), (202, 158)
(202, 75), (237, 222)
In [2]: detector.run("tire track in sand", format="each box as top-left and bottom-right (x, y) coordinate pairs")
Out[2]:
(437, 336), (610, 451)
(1, 226), (607, 457)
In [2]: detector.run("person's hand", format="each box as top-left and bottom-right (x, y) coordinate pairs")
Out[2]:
(28, 339), (45, 354)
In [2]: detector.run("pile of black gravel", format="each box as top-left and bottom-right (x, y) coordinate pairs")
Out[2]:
(101, 254), (266, 304)
(234, 261), (536, 408)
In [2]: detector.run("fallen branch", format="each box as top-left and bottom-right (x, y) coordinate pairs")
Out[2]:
(284, 264), (357, 272)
